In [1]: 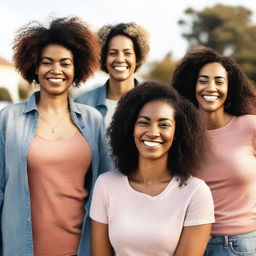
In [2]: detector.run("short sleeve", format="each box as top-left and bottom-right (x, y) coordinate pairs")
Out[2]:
(89, 175), (109, 224)
(184, 181), (215, 226)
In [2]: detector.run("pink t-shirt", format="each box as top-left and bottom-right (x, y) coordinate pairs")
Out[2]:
(28, 132), (92, 256)
(90, 171), (214, 256)
(197, 115), (256, 235)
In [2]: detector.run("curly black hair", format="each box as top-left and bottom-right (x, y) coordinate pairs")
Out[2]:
(172, 46), (256, 115)
(108, 81), (208, 186)
(98, 22), (150, 73)
(12, 16), (100, 87)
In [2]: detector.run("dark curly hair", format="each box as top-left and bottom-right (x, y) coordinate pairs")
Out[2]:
(108, 81), (208, 186)
(98, 22), (150, 73)
(172, 46), (256, 115)
(12, 16), (100, 87)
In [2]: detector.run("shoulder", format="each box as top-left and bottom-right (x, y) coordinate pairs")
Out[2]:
(75, 84), (106, 104)
(97, 170), (124, 184)
(234, 115), (256, 133)
(0, 101), (27, 120)
(181, 176), (211, 194)
(0, 101), (28, 133)
(74, 102), (102, 118)
(235, 114), (256, 125)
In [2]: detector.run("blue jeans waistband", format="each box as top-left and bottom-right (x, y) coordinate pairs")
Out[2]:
(209, 231), (256, 244)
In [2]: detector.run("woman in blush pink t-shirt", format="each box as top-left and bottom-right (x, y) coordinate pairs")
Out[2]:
(90, 82), (215, 256)
(172, 46), (256, 256)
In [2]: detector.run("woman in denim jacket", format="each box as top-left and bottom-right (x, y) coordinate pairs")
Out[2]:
(75, 22), (150, 129)
(0, 17), (111, 256)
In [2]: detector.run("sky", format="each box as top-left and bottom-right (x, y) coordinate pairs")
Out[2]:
(1, 0), (256, 64)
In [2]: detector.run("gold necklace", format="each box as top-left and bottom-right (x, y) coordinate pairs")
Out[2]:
(38, 108), (69, 134)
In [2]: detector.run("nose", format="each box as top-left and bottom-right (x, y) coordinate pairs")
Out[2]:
(115, 52), (125, 63)
(145, 124), (160, 138)
(206, 80), (217, 91)
(50, 64), (62, 75)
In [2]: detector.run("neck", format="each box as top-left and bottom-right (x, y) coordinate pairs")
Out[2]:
(37, 91), (69, 113)
(107, 76), (135, 100)
(130, 156), (172, 185)
(199, 109), (233, 130)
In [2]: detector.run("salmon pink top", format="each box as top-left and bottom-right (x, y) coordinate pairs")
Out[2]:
(27, 132), (92, 256)
(197, 115), (256, 235)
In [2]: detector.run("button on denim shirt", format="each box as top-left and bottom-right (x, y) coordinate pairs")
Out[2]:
(0, 92), (111, 256)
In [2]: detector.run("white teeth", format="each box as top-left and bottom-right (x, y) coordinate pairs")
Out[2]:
(143, 141), (161, 147)
(114, 66), (127, 71)
(48, 78), (64, 82)
(203, 96), (218, 101)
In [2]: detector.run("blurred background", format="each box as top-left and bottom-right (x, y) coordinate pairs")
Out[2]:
(1, 0), (256, 109)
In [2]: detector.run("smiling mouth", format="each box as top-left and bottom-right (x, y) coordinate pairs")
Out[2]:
(47, 78), (65, 82)
(202, 95), (219, 102)
(114, 66), (128, 72)
(142, 140), (163, 147)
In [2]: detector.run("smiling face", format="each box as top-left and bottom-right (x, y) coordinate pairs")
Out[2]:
(36, 44), (75, 97)
(133, 100), (176, 162)
(195, 62), (228, 115)
(106, 35), (136, 82)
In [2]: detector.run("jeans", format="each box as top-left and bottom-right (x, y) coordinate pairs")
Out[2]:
(204, 231), (256, 256)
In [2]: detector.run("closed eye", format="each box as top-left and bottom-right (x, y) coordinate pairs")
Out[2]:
(198, 79), (207, 84)
(136, 120), (149, 126)
(61, 63), (72, 67)
(42, 62), (52, 65)
(216, 81), (224, 85)
(159, 123), (172, 128)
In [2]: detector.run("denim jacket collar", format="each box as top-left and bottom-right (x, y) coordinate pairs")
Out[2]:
(96, 78), (139, 108)
(23, 91), (82, 115)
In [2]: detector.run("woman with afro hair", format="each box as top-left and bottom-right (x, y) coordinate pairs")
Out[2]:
(0, 17), (111, 256)
(90, 81), (215, 256)
(75, 22), (150, 129)
(172, 46), (256, 255)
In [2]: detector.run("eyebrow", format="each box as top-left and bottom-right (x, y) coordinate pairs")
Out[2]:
(108, 48), (133, 51)
(198, 75), (226, 79)
(137, 116), (174, 122)
(40, 57), (73, 61)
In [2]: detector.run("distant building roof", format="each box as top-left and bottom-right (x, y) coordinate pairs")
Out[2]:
(0, 57), (13, 66)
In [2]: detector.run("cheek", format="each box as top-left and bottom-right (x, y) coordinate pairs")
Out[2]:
(166, 131), (175, 143)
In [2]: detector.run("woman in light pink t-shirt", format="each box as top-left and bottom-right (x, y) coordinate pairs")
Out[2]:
(90, 81), (215, 256)
(172, 46), (256, 256)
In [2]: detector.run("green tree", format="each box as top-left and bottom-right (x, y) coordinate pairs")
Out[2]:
(0, 88), (12, 101)
(179, 4), (256, 84)
(142, 52), (177, 85)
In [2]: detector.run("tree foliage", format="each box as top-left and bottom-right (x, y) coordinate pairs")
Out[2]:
(142, 52), (177, 85)
(179, 4), (256, 84)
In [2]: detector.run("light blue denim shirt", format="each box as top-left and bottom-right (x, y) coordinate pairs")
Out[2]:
(75, 81), (108, 117)
(0, 91), (111, 256)
(75, 79), (139, 118)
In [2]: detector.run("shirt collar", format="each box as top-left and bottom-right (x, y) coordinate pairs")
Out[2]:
(23, 91), (82, 115)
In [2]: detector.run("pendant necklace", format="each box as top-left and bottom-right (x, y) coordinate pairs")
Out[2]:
(38, 108), (69, 134)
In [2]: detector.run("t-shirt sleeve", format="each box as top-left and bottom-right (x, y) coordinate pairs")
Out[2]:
(184, 181), (215, 227)
(89, 175), (109, 224)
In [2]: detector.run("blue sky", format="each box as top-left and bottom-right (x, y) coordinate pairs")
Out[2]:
(1, 0), (256, 63)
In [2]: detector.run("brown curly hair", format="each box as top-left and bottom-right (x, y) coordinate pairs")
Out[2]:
(98, 22), (150, 73)
(172, 46), (256, 115)
(12, 16), (100, 87)
(107, 81), (209, 186)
